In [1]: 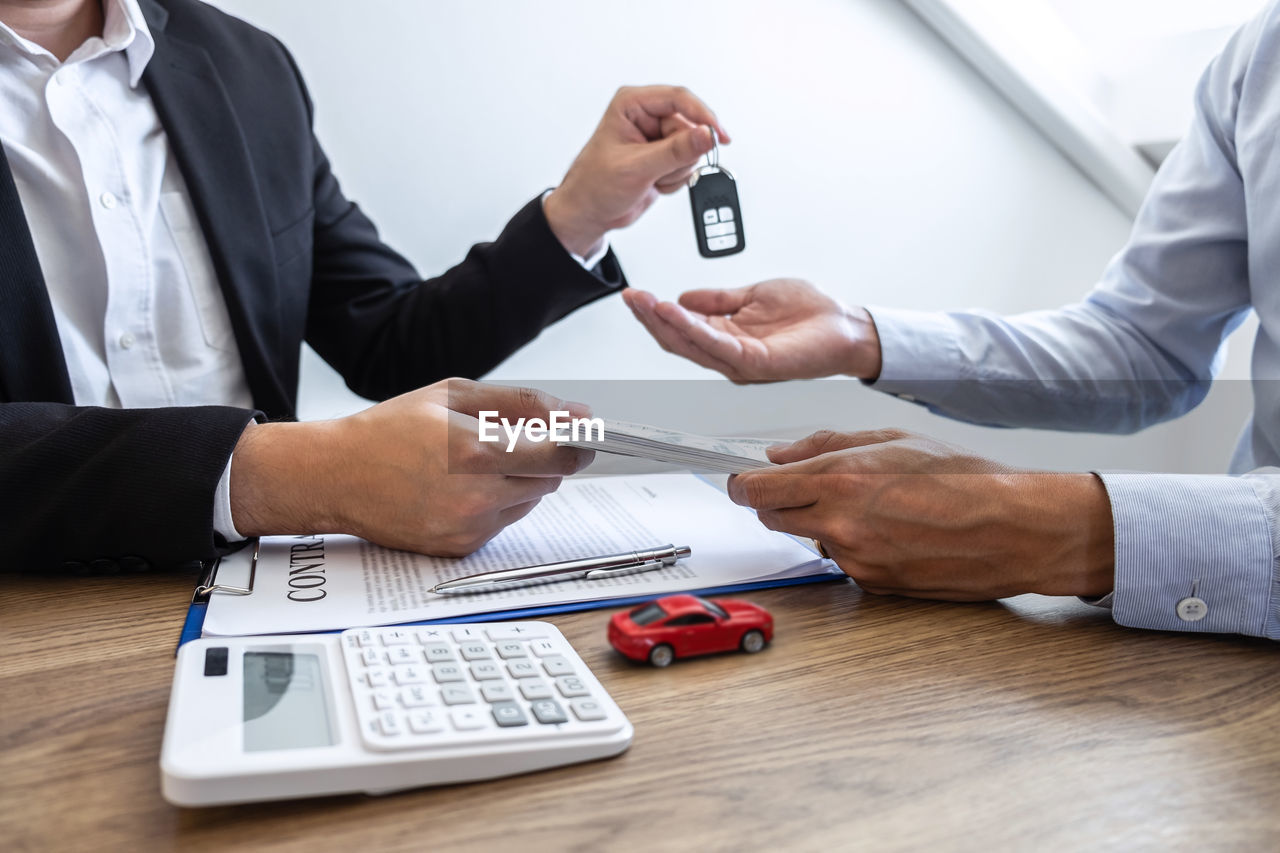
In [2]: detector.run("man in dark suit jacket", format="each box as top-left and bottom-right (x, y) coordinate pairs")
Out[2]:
(0, 0), (729, 572)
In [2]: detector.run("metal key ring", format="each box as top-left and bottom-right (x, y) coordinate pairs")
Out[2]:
(689, 128), (723, 189)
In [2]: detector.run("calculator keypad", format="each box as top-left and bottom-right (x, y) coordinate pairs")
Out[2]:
(341, 622), (626, 752)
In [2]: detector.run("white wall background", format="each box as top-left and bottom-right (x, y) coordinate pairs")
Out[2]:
(206, 0), (1254, 474)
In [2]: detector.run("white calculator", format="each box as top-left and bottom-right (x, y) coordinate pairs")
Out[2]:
(161, 622), (634, 806)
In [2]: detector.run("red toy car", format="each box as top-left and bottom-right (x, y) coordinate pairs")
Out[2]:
(608, 594), (773, 667)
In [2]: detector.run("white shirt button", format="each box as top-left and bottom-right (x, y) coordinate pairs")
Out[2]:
(99, 191), (118, 209)
(118, 332), (136, 350)
(1176, 596), (1208, 622)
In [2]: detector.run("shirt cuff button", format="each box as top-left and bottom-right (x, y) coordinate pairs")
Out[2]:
(1176, 596), (1208, 622)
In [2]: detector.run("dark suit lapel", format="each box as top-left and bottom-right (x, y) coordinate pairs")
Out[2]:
(139, 0), (290, 414)
(0, 145), (75, 403)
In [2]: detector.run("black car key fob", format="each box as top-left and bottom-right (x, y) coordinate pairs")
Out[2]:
(688, 137), (745, 258)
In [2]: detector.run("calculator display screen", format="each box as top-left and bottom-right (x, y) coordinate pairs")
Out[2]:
(242, 652), (335, 752)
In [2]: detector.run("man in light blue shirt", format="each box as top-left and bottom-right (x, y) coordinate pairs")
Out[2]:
(623, 4), (1280, 640)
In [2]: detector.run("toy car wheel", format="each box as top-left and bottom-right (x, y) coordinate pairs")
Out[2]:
(740, 629), (766, 654)
(648, 644), (675, 668)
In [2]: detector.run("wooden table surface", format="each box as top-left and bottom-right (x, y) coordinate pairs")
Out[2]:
(2, 570), (1277, 852)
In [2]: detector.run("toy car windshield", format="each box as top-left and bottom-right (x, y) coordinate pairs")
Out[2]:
(629, 602), (667, 626)
(690, 596), (728, 619)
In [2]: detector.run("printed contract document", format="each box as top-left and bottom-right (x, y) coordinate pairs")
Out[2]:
(202, 473), (837, 637)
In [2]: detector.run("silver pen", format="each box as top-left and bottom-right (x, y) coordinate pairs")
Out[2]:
(431, 544), (692, 594)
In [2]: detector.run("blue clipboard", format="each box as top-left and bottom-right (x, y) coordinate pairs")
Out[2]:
(177, 546), (843, 651)
(178, 571), (842, 650)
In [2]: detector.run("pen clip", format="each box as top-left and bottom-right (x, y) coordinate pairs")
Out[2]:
(583, 559), (664, 581)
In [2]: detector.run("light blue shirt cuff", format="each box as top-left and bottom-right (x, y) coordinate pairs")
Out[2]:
(863, 306), (968, 406)
(213, 455), (245, 543)
(1097, 472), (1279, 638)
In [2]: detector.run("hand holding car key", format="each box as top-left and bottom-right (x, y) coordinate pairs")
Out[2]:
(688, 132), (745, 258)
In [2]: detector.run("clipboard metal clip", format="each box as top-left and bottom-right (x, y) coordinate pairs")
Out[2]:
(192, 538), (259, 603)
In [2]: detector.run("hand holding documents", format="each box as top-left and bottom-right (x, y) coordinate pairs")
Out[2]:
(198, 473), (837, 638)
(560, 418), (779, 474)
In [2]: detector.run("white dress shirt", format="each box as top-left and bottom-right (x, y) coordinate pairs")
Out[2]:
(0, 0), (250, 539)
(868, 4), (1280, 640)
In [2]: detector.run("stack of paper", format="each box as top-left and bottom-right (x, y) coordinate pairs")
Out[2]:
(200, 473), (837, 637)
(561, 418), (778, 474)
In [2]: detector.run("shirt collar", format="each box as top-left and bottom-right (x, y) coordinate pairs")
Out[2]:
(0, 0), (155, 88)
(100, 0), (155, 87)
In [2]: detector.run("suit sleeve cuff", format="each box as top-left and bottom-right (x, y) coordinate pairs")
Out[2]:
(1097, 472), (1278, 638)
(491, 194), (626, 322)
(540, 189), (611, 270)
